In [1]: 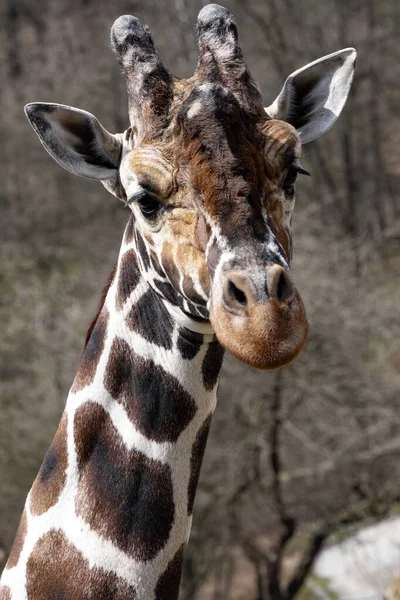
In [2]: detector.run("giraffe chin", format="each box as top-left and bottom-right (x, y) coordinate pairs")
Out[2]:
(210, 290), (309, 370)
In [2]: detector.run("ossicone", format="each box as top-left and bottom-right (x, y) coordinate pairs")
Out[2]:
(194, 4), (264, 116)
(110, 14), (173, 140)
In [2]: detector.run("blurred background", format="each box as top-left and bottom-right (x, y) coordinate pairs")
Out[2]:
(0, 0), (399, 598)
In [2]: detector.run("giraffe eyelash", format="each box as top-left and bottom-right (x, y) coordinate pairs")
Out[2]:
(126, 189), (149, 205)
(293, 165), (311, 177)
(127, 190), (164, 221)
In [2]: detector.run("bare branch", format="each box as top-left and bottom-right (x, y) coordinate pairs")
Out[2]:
(266, 370), (297, 599)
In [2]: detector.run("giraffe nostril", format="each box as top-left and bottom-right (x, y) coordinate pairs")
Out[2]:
(222, 272), (255, 314)
(276, 271), (288, 302)
(228, 280), (248, 308)
(268, 265), (294, 304)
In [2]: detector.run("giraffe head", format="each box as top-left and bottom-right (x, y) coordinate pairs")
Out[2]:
(25, 5), (356, 370)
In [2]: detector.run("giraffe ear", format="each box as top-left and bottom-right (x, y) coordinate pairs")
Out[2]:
(24, 103), (125, 199)
(265, 48), (357, 144)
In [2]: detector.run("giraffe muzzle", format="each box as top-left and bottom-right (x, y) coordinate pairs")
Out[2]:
(211, 265), (308, 370)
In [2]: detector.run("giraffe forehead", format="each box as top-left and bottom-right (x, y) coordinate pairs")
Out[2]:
(126, 146), (174, 198)
(176, 95), (268, 231)
(178, 82), (265, 135)
(262, 120), (301, 165)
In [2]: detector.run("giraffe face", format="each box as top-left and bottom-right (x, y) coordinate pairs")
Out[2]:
(118, 82), (308, 369)
(25, 5), (356, 369)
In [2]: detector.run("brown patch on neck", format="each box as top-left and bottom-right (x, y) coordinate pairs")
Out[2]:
(187, 414), (212, 515)
(202, 342), (225, 390)
(85, 264), (116, 349)
(155, 543), (186, 600)
(74, 402), (175, 562)
(30, 412), (68, 516)
(117, 249), (141, 310)
(0, 585), (11, 600)
(26, 529), (137, 599)
(124, 214), (135, 245)
(73, 307), (109, 393)
(6, 508), (27, 569)
(104, 338), (197, 443)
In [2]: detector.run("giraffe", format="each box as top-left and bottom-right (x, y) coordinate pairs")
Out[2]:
(0, 5), (356, 599)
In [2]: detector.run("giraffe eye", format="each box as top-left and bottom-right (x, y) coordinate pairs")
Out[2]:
(283, 165), (311, 197)
(283, 168), (298, 197)
(137, 193), (163, 220)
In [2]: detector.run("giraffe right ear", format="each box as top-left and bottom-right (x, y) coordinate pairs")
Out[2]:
(265, 48), (357, 144)
(24, 103), (126, 199)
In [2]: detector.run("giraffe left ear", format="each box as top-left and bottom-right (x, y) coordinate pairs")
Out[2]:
(25, 103), (126, 199)
(265, 48), (357, 144)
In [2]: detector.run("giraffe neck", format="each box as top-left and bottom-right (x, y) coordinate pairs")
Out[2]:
(0, 220), (225, 600)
